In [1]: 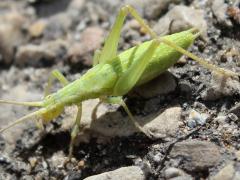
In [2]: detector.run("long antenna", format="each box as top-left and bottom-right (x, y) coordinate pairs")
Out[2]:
(0, 100), (43, 107)
(0, 109), (45, 133)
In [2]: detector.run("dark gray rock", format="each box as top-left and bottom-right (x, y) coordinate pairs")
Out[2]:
(170, 140), (221, 171)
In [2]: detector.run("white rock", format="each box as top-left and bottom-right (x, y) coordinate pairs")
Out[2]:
(153, 5), (207, 38)
(84, 166), (145, 180)
(143, 107), (182, 139)
(211, 162), (235, 180)
(63, 99), (182, 142)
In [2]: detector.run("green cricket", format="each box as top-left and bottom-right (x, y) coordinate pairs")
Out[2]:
(0, 5), (238, 157)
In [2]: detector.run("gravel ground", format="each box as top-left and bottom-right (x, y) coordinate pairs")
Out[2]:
(0, 0), (240, 179)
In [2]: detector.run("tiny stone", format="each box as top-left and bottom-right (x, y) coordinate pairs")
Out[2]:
(28, 157), (37, 168)
(187, 119), (197, 128)
(164, 167), (186, 179)
(78, 160), (85, 169)
(228, 113), (238, 122)
(214, 115), (228, 125)
(153, 5), (207, 38)
(153, 153), (162, 163)
(187, 109), (209, 126)
(235, 151), (240, 161)
(42, 161), (48, 169)
(193, 102), (207, 111)
(49, 151), (66, 169)
(21, 175), (34, 180)
(229, 103), (240, 118)
(28, 20), (47, 38)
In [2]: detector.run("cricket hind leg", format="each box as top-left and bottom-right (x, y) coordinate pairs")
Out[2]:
(44, 69), (69, 97)
(123, 5), (238, 77)
(100, 96), (153, 138)
(160, 37), (239, 77)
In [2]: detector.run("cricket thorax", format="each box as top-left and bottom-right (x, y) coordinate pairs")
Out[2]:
(41, 94), (64, 123)
(50, 64), (119, 105)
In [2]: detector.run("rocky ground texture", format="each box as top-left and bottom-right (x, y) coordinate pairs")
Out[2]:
(0, 0), (240, 179)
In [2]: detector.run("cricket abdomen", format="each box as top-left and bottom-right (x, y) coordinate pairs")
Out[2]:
(114, 29), (196, 85)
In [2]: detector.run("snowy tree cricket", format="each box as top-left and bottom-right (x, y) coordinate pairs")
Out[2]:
(0, 5), (238, 158)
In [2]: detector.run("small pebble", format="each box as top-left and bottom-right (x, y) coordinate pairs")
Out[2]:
(152, 153), (162, 163)
(187, 119), (197, 128)
(164, 167), (186, 179)
(211, 0), (233, 27)
(187, 109), (209, 128)
(28, 157), (38, 168)
(28, 20), (47, 38)
(153, 5), (207, 38)
(228, 113), (238, 122)
(214, 115), (228, 125)
(229, 103), (240, 117)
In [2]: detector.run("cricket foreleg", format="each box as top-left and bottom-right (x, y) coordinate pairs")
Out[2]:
(69, 103), (82, 158)
(44, 69), (69, 97)
(98, 5), (159, 65)
(101, 96), (153, 138)
(98, 6), (128, 64)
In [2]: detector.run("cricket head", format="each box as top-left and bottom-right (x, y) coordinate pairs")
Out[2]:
(41, 94), (64, 124)
(0, 94), (64, 133)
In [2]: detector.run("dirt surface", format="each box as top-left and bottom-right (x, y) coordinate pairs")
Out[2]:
(0, 0), (240, 179)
